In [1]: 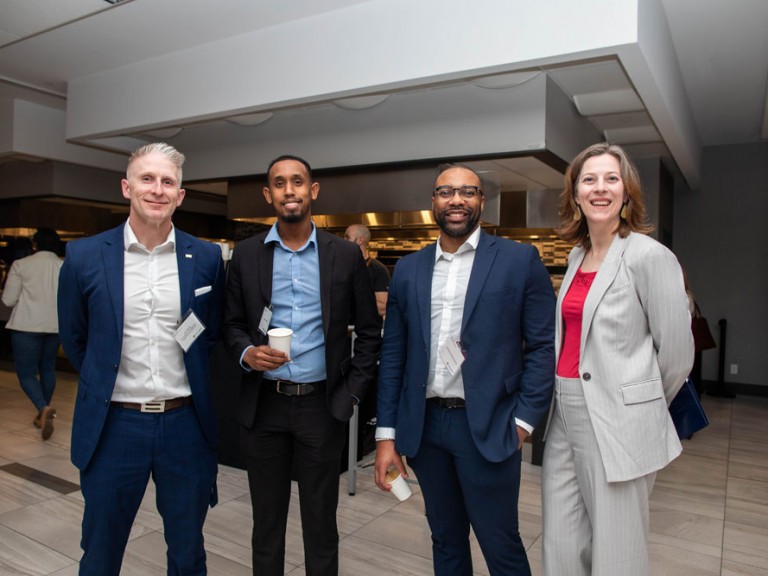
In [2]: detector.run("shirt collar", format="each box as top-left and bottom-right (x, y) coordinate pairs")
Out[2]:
(124, 219), (176, 252)
(265, 221), (317, 252)
(435, 226), (481, 262)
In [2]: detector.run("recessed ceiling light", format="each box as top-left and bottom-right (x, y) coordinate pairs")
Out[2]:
(144, 127), (183, 139)
(573, 89), (643, 116)
(471, 71), (540, 89)
(226, 112), (274, 127)
(332, 95), (389, 110)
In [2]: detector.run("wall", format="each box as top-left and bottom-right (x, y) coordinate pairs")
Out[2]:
(527, 189), (561, 229)
(636, 157), (661, 241)
(674, 142), (768, 389)
(634, 156), (675, 247)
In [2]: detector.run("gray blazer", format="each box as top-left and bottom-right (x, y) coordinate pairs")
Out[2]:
(553, 232), (694, 482)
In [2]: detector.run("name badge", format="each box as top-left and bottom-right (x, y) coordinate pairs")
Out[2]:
(438, 339), (465, 375)
(258, 306), (272, 336)
(174, 310), (206, 352)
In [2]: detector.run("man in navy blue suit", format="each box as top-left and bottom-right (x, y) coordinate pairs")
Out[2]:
(374, 164), (555, 576)
(58, 143), (225, 575)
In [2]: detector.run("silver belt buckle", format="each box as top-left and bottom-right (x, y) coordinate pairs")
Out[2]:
(275, 381), (290, 395)
(141, 400), (166, 413)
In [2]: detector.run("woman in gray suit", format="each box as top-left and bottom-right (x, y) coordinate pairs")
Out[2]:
(542, 143), (694, 575)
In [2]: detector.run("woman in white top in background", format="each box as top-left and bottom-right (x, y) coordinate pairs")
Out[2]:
(2, 228), (63, 440)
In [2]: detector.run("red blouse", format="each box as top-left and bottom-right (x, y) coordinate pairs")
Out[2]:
(556, 269), (597, 378)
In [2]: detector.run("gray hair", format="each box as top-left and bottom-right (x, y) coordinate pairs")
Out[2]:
(127, 142), (186, 185)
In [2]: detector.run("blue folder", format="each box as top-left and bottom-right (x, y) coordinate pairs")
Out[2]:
(669, 377), (709, 439)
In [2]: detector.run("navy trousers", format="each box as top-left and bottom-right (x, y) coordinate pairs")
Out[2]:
(408, 401), (531, 576)
(79, 403), (217, 576)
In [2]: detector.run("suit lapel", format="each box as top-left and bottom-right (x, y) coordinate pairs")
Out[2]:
(416, 244), (436, 351)
(103, 225), (125, 340)
(581, 234), (629, 354)
(461, 232), (496, 333)
(175, 230), (195, 312)
(257, 235), (275, 305)
(317, 230), (333, 336)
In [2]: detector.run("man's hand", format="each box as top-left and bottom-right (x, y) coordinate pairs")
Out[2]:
(374, 440), (408, 492)
(242, 345), (290, 372)
(516, 425), (530, 450)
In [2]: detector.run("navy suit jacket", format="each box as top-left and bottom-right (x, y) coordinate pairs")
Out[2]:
(58, 223), (225, 471)
(377, 231), (556, 463)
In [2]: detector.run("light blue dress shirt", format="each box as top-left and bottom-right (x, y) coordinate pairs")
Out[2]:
(263, 223), (326, 383)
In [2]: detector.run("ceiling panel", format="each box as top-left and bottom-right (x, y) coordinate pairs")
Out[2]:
(0, 0), (766, 213)
(0, 0), (110, 46)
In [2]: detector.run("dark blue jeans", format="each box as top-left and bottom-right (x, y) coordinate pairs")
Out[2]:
(11, 330), (59, 412)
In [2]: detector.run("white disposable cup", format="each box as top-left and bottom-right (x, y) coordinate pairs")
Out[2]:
(386, 469), (412, 501)
(268, 328), (293, 355)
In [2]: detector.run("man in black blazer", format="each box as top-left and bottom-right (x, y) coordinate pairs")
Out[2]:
(223, 155), (381, 576)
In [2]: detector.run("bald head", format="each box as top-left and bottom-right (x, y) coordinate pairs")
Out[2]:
(345, 224), (371, 246)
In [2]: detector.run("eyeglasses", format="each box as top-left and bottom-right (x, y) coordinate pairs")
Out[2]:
(433, 186), (483, 199)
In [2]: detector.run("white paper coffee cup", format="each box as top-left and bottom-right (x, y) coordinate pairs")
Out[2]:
(386, 469), (412, 501)
(268, 328), (293, 355)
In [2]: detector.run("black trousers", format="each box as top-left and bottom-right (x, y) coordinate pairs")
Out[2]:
(241, 385), (346, 576)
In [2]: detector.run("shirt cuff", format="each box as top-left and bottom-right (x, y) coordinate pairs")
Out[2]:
(239, 345), (254, 372)
(375, 427), (396, 441)
(515, 418), (533, 435)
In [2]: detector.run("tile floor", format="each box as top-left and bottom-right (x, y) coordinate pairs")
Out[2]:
(0, 364), (766, 575)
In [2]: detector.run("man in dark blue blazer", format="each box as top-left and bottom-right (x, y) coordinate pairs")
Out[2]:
(58, 143), (225, 575)
(374, 165), (555, 576)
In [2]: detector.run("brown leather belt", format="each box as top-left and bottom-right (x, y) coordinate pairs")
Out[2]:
(111, 396), (193, 413)
(428, 397), (466, 409)
(264, 379), (325, 397)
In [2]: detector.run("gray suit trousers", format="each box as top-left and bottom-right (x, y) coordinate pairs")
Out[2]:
(542, 377), (655, 576)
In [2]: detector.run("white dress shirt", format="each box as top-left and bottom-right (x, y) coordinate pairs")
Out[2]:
(112, 221), (191, 402)
(375, 228), (479, 443)
(427, 227), (479, 399)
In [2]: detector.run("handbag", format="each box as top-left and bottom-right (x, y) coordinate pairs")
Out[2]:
(669, 377), (709, 439)
(691, 302), (716, 352)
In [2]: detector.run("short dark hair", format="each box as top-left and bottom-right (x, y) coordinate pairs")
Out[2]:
(436, 163), (483, 187)
(266, 155), (313, 183)
(33, 227), (61, 253)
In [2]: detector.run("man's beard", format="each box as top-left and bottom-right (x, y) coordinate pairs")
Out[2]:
(277, 198), (307, 224)
(281, 212), (303, 224)
(434, 207), (480, 238)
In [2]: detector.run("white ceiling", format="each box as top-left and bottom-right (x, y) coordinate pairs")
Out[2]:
(0, 0), (766, 200)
